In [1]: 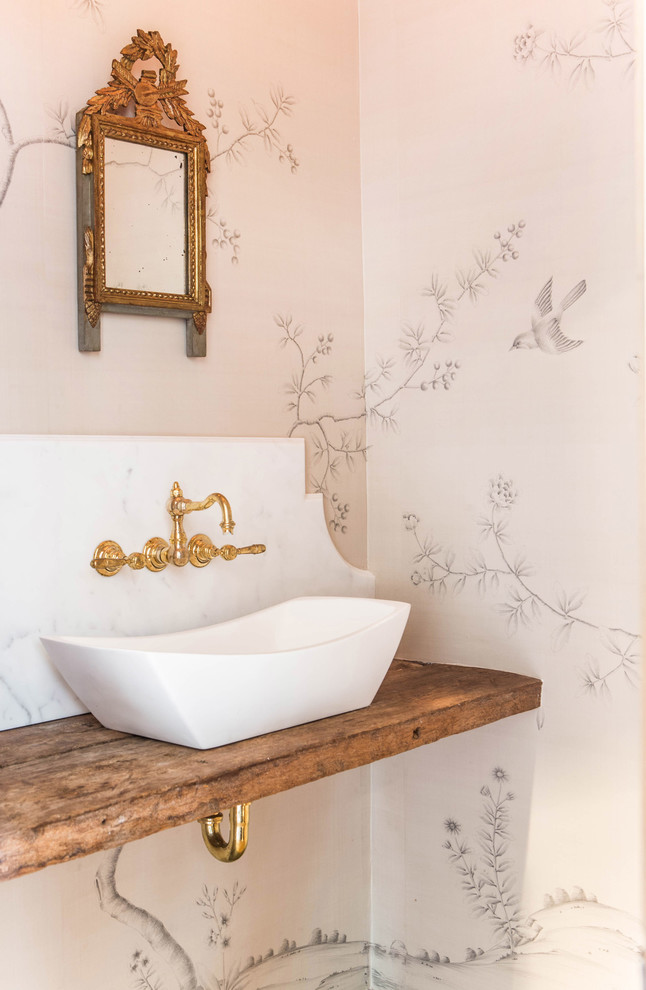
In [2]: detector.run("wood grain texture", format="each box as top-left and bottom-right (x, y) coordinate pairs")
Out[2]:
(0, 660), (541, 882)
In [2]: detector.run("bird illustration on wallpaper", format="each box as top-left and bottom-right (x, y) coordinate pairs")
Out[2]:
(510, 276), (587, 354)
(514, 0), (636, 86)
(405, 474), (640, 700)
(279, 221), (527, 536)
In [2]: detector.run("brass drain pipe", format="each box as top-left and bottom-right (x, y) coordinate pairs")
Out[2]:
(199, 804), (250, 862)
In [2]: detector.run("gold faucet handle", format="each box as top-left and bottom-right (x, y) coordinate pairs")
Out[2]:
(188, 535), (266, 567)
(90, 541), (131, 576)
(91, 538), (169, 575)
(219, 544), (266, 561)
(90, 540), (145, 576)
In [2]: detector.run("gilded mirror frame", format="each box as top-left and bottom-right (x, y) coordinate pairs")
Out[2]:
(76, 30), (211, 357)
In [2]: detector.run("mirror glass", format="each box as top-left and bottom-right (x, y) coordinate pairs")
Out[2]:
(104, 138), (188, 294)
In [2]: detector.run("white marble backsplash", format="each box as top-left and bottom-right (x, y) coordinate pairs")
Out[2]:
(0, 436), (374, 730)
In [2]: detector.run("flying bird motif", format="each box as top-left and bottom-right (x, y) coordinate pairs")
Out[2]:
(511, 276), (587, 354)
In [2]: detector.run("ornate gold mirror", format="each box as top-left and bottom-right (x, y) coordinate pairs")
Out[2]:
(76, 30), (211, 357)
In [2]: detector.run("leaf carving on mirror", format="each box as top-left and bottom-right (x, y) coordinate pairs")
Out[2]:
(77, 29), (210, 174)
(82, 228), (101, 327)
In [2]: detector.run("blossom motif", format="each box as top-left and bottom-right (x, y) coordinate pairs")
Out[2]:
(403, 513), (420, 531)
(411, 571), (423, 586)
(514, 26), (538, 61)
(489, 475), (517, 508)
(492, 767), (509, 782)
(443, 817), (461, 834)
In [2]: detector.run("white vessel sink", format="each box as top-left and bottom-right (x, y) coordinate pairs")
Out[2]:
(41, 597), (410, 749)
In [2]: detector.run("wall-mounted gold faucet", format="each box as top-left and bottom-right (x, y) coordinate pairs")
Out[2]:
(91, 482), (266, 576)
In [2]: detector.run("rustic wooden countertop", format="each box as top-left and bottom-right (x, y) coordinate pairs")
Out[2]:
(0, 659), (541, 882)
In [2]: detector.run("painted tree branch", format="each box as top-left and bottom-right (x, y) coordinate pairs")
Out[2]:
(361, 222), (525, 425)
(276, 221), (525, 534)
(200, 87), (298, 263)
(276, 314), (366, 529)
(0, 99), (74, 210)
(96, 847), (200, 990)
(207, 87), (298, 171)
(405, 475), (641, 697)
(514, 1), (635, 86)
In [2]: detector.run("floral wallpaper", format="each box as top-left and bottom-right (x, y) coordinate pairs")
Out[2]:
(0, 0), (642, 989)
(361, 0), (642, 986)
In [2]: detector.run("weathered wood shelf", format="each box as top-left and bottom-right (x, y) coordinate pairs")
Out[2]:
(0, 659), (541, 882)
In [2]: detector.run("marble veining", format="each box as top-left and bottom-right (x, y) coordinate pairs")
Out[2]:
(0, 436), (374, 730)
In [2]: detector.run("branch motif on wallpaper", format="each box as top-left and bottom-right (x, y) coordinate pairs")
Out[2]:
(405, 474), (640, 699)
(98, 851), (249, 990)
(362, 222), (525, 428)
(0, 85), (297, 269)
(510, 276), (587, 354)
(278, 313), (366, 533)
(96, 847), (200, 990)
(72, 0), (105, 28)
(514, 1), (635, 86)
(96, 846), (361, 990)
(442, 768), (532, 955)
(0, 99), (75, 210)
(95, 843), (643, 990)
(196, 881), (247, 990)
(204, 87), (298, 264)
(278, 221), (526, 534)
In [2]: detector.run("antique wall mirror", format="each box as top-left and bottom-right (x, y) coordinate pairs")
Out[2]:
(76, 30), (211, 357)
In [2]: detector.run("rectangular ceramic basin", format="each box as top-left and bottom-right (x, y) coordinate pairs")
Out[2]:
(41, 597), (410, 749)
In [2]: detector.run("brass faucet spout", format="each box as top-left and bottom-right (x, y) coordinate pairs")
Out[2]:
(189, 492), (235, 534)
(167, 483), (235, 565)
(169, 483), (235, 531)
